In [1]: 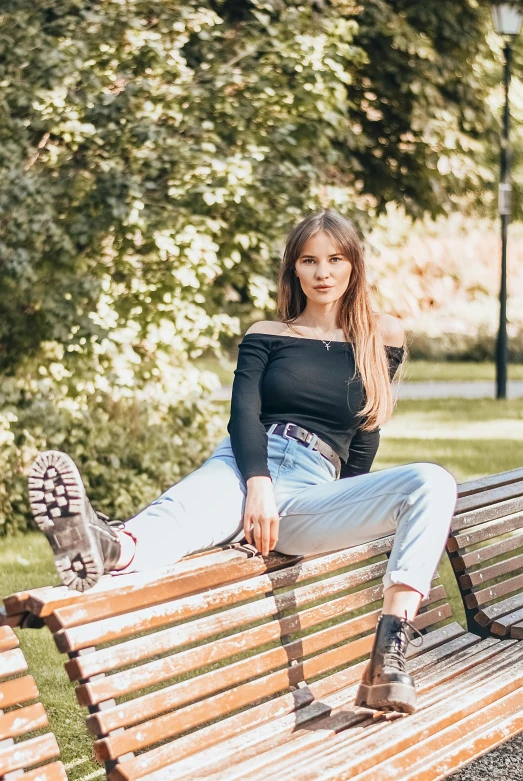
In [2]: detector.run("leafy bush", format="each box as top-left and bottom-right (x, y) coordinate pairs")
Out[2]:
(407, 326), (523, 363)
(0, 376), (227, 536)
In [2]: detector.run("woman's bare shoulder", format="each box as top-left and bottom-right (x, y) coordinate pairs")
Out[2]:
(244, 321), (287, 336)
(377, 313), (405, 348)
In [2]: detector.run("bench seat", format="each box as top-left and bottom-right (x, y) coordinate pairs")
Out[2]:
(3, 466), (523, 781)
(0, 624), (66, 781)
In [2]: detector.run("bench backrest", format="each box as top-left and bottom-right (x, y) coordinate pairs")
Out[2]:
(447, 466), (523, 639)
(0, 624), (66, 780)
(4, 535), (460, 781)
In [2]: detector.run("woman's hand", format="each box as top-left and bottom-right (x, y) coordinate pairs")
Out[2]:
(243, 476), (280, 556)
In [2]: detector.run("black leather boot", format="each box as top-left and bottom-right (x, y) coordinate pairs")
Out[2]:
(28, 451), (123, 592)
(354, 612), (424, 714)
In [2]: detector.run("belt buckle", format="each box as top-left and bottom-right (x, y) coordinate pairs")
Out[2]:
(282, 422), (294, 440)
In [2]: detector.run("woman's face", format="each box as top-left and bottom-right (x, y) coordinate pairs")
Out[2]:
(294, 230), (352, 303)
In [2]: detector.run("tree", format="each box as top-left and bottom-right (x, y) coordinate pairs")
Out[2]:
(0, 0), (500, 381)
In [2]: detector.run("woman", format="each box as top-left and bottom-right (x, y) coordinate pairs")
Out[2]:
(28, 209), (458, 714)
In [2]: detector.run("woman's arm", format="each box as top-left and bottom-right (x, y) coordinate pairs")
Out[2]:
(227, 332), (273, 483)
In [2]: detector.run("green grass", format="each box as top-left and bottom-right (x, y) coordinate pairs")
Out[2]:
(400, 360), (523, 382)
(0, 537), (101, 780)
(197, 355), (523, 385)
(2, 394), (522, 778)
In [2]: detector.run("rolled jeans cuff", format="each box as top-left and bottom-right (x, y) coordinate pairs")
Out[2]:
(383, 570), (428, 600)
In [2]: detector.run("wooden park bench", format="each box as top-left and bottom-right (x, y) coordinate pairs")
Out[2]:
(0, 623), (66, 780)
(447, 466), (523, 641)
(2, 466), (523, 781)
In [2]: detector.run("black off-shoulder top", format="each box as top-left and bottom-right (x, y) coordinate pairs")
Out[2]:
(227, 332), (405, 483)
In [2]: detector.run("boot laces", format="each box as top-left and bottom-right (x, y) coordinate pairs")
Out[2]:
(95, 511), (125, 532)
(383, 612), (424, 671)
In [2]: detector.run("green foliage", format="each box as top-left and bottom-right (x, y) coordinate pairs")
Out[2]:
(0, 372), (227, 535)
(0, 0), (502, 378)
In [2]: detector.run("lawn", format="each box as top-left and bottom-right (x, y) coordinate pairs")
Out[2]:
(2, 394), (522, 780)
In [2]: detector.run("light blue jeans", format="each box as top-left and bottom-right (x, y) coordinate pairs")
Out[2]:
(120, 426), (459, 599)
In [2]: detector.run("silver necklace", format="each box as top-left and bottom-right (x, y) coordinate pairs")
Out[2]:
(303, 320), (338, 351)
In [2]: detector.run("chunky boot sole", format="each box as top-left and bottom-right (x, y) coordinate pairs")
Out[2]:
(355, 681), (417, 714)
(28, 451), (104, 592)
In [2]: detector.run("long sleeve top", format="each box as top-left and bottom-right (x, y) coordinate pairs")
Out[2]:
(227, 332), (405, 483)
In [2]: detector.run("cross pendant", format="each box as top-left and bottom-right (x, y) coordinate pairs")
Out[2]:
(325, 344), (330, 350)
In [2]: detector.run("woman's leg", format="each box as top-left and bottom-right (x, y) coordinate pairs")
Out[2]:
(270, 443), (458, 713)
(117, 448), (247, 573)
(28, 439), (248, 588)
(274, 459), (459, 604)
(117, 430), (295, 574)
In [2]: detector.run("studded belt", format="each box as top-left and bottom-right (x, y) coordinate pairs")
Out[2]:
(265, 422), (341, 479)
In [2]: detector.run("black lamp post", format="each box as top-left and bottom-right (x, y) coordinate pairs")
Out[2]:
(491, 4), (522, 399)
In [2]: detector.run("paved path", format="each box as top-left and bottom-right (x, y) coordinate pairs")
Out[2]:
(448, 732), (523, 780)
(212, 380), (523, 401)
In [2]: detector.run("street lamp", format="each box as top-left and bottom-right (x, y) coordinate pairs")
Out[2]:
(491, 4), (522, 399)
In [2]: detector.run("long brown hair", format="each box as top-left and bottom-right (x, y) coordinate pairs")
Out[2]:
(277, 210), (406, 431)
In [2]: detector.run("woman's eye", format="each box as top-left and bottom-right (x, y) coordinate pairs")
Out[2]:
(302, 258), (341, 263)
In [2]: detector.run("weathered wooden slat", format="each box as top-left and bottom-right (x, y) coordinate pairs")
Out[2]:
(22, 761), (68, 781)
(2, 591), (32, 617)
(75, 580), (443, 710)
(106, 624), (472, 781)
(465, 572), (523, 609)
(412, 638), (516, 694)
(214, 645), (523, 781)
(103, 630), (494, 774)
(474, 591), (523, 626)
(454, 481), (523, 516)
(0, 606), (26, 629)
(53, 540), (394, 650)
(79, 607), (383, 708)
(90, 604), (450, 744)
(72, 582), (445, 685)
(451, 494), (523, 532)
(402, 711), (523, 781)
(0, 648), (28, 678)
(183, 639), (516, 781)
(491, 605), (523, 636)
(0, 627), (18, 654)
(65, 571), (397, 681)
(52, 537), (392, 632)
(2, 546), (240, 616)
(101, 620), (465, 769)
(0, 676), (39, 710)
(0, 702), (47, 741)
(89, 632), (372, 738)
(124, 638), (520, 781)
(344, 690), (523, 781)
(511, 621), (523, 639)
(198, 642), (520, 781)
(76, 585), (384, 701)
(459, 552), (523, 591)
(28, 547), (303, 624)
(0, 732), (60, 776)
(79, 596), (450, 710)
(447, 512), (523, 552)
(108, 625), (469, 781)
(91, 604), (450, 771)
(456, 468), (523, 498)
(214, 642), (523, 781)
(451, 532), (523, 573)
